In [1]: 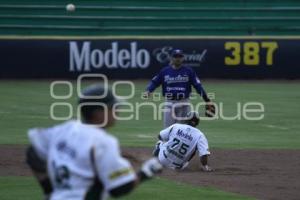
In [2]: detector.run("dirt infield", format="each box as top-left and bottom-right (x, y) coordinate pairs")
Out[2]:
(1, 145), (299, 200)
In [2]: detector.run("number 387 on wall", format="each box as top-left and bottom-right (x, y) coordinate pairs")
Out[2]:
(224, 41), (278, 66)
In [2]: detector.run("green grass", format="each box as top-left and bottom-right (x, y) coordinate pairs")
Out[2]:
(0, 176), (42, 200)
(0, 176), (253, 200)
(1, 80), (297, 200)
(0, 80), (299, 149)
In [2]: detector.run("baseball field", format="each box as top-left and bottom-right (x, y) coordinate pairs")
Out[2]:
(0, 80), (299, 200)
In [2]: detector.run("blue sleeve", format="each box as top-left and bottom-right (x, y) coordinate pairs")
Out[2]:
(190, 69), (210, 102)
(146, 70), (163, 92)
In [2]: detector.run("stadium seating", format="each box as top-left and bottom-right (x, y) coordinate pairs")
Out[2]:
(0, 0), (299, 36)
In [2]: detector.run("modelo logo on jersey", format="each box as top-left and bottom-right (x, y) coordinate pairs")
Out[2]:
(152, 46), (207, 67)
(69, 41), (151, 71)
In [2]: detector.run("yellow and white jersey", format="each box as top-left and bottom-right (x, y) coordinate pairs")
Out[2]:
(158, 123), (210, 169)
(28, 120), (136, 200)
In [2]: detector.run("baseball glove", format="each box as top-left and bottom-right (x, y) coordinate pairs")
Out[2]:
(205, 103), (216, 117)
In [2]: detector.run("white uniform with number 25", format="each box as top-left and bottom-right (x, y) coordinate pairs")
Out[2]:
(158, 123), (210, 169)
(28, 120), (136, 200)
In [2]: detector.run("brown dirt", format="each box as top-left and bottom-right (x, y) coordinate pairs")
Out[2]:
(1, 145), (300, 200)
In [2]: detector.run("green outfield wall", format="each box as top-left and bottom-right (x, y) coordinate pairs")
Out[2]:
(0, 0), (300, 36)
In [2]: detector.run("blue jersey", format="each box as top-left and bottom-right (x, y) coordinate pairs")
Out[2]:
(146, 65), (209, 101)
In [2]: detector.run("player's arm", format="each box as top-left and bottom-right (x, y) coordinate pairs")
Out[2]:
(197, 133), (213, 172)
(108, 158), (161, 197)
(26, 128), (53, 197)
(190, 69), (210, 102)
(144, 70), (163, 98)
(190, 69), (215, 117)
(200, 155), (212, 171)
(158, 124), (174, 141)
(93, 137), (162, 198)
(26, 146), (53, 196)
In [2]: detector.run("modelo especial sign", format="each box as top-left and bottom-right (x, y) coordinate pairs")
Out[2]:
(0, 37), (298, 79)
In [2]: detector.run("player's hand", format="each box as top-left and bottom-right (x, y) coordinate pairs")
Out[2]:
(141, 157), (163, 178)
(142, 91), (151, 99)
(205, 102), (216, 117)
(201, 165), (213, 172)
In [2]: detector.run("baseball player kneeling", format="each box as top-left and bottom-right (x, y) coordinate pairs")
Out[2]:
(153, 111), (212, 172)
(25, 84), (163, 200)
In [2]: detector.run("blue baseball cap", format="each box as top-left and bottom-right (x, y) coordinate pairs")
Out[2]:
(171, 49), (184, 57)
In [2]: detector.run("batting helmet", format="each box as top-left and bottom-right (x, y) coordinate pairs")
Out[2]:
(185, 111), (200, 127)
(78, 84), (119, 120)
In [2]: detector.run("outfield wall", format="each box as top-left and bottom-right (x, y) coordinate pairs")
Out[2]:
(0, 36), (299, 79)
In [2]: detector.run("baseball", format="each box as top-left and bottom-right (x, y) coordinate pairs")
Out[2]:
(66, 3), (75, 12)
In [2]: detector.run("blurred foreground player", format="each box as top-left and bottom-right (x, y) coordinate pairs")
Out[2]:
(153, 111), (212, 172)
(26, 84), (162, 200)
